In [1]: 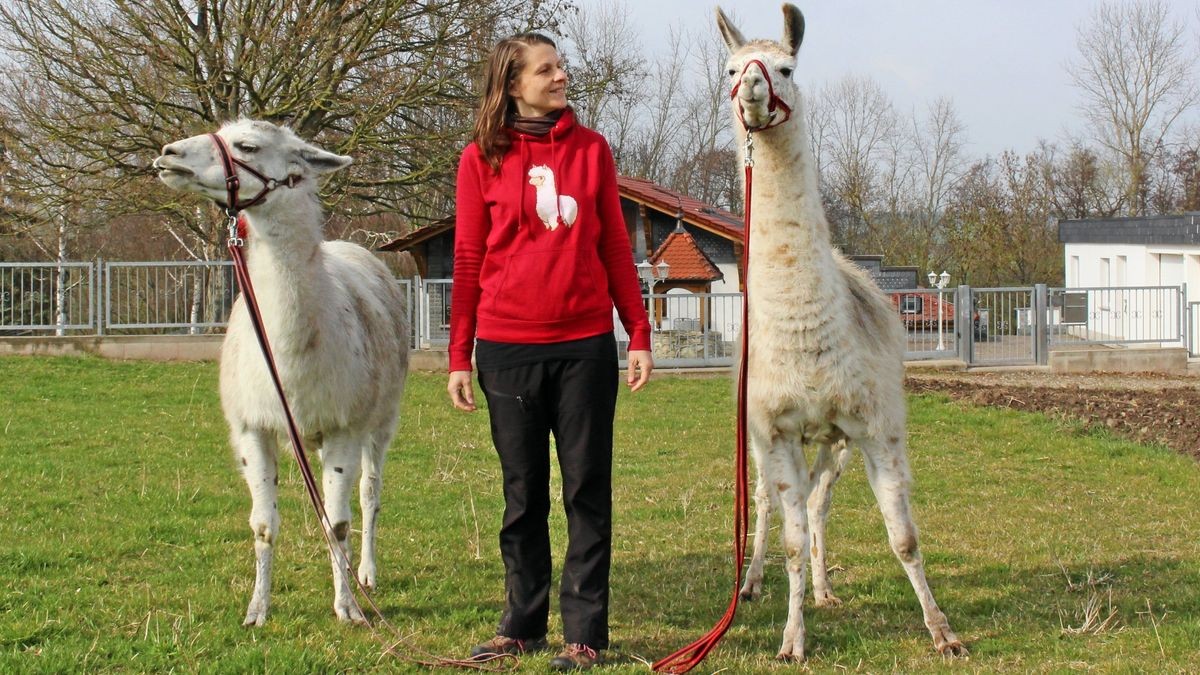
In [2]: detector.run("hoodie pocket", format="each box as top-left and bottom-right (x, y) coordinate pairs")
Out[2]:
(491, 247), (609, 322)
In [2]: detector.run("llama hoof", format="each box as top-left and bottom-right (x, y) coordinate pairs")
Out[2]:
(812, 592), (843, 608)
(739, 581), (762, 601)
(936, 638), (968, 657)
(243, 607), (268, 627)
(931, 623), (967, 656)
(334, 602), (369, 626)
(357, 566), (377, 592)
(775, 650), (805, 662)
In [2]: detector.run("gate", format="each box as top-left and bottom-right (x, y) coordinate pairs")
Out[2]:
(962, 286), (1042, 366)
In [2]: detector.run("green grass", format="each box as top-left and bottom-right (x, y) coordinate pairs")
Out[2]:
(2, 355), (1199, 673)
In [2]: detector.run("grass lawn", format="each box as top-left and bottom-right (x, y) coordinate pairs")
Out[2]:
(2, 355), (1199, 673)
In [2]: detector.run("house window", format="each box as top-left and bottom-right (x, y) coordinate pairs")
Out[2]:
(899, 294), (923, 314)
(1115, 255), (1126, 286)
(1070, 256), (1080, 286)
(1099, 257), (1110, 286)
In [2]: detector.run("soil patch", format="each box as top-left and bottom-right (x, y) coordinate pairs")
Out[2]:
(906, 370), (1200, 461)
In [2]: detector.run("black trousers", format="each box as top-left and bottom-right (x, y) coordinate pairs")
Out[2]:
(477, 358), (618, 649)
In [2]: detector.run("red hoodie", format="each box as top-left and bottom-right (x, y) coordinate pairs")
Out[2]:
(449, 108), (651, 372)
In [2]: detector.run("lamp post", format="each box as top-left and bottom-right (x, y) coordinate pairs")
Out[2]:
(637, 259), (670, 327)
(928, 270), (950, 351)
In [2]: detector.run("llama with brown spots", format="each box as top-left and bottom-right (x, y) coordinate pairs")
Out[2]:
(154, 119), (408, 626)
(717, 4), (965, 660)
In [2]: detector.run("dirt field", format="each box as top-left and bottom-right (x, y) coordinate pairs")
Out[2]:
(906, 370), (1200, 461)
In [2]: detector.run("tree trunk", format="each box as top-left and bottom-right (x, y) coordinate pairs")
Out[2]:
(54, 215), (69, 336)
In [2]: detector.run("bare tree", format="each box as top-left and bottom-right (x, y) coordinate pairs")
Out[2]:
(815, 74), (897, 252)
(1044, 141), (1125, 218)
(0, 0), (570, 259)
(944, 150), (1063, 286)
(619, 26), (689, 184)
(1068, 0), (1197, 215)
(559, 0), (644, 134)
(668, 18), (739, 210)
(902, 97), (967, 267)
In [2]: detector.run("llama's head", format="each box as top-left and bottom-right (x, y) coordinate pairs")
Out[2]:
(528, 164), (553, 188)
(716, 4), (805, 131)
(153, 119), (351, 212)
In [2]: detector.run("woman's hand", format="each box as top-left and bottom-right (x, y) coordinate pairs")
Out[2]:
(626, 350), (654, 392)
(447, 370), (477, 411)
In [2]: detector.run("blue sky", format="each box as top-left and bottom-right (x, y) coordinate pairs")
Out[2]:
(599, 0), (1150, 158)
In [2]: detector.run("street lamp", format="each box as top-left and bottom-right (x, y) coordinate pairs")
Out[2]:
(637, 259), (671, 328)
(636, 260), (654, 288)
(656, 259), (670, 283)
(928, 270), (950, 351)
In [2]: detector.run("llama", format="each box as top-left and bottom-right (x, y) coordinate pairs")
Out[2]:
(153, 120), (408, 626)
(716, 5), (965, 660)
(527, 164), (578, 229)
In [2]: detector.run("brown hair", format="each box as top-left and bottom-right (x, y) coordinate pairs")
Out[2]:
(473, 32), (558, 172)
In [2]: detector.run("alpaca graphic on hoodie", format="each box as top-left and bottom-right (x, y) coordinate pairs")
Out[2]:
(527, 165), (578, 230)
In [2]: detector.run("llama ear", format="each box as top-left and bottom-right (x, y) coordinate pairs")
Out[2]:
(298, 145), (352, 174)
(782, 4), (805, 55)
(715, 8), (745, 52)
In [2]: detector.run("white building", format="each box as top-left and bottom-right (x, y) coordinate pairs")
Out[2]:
(1060, 213), (1200, 302)
(1059, 214), (1198, 345)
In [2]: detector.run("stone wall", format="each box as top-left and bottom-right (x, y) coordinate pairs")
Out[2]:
(652, 330), (731, 360)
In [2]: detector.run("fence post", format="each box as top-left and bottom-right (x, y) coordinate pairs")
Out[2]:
(955, 285), (972, 365)
(96, 258), (105, 336)
(1034, 283), (1049, 365)
(416, 276), (428, 350)
(1180, 282), (1189, 351)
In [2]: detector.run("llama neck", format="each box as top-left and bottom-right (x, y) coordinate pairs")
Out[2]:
(738, 121), (839, 291)
(240, 196), (329, 337)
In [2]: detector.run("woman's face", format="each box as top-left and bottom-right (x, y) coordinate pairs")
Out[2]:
(509, 43), (568, 117)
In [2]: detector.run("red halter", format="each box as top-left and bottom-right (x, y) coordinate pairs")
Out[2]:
(729, 58), (793, 132)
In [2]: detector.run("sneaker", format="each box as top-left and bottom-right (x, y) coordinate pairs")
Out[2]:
(549, 643), (602, 671)
(469, 634), (548, 660)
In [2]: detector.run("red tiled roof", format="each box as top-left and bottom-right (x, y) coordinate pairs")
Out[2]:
(615, 175), (743, 242)
(649, 226), (723, 282)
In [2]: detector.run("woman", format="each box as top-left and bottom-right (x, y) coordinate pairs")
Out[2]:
(447, 32), (653, 671)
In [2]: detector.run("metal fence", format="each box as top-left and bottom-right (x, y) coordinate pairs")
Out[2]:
(0, 262), (95, 334)
(892, 288), (957, 358)
(1191, 301), (1200, 357)
(4, 261), (1198, 366)
(620, 292), (743, 367)
(104, 261), (235, 334)
(1048, 285), (1183, 346)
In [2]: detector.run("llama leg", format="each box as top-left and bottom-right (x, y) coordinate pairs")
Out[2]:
(236, 427), (279, 627)
(356, 430), (388, 591)
(859, 435), (966, 656)
(320, 433), (367, 625)
(739, 447), (776, 601)
(761, 433), (809, 661)
(807, 440), (851, 608)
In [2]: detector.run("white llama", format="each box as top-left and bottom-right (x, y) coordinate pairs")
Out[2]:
(528, 164), (578, 229)
(717, 5), (965, 660)
(153, 120), (408, 626)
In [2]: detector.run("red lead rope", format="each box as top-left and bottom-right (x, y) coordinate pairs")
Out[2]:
(651, 132), (754, 674)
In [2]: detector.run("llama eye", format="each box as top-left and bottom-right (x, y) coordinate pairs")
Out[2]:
(780, 67), (794, 78)
(235, 143), (258, 153)
(727, 68), (736, 76)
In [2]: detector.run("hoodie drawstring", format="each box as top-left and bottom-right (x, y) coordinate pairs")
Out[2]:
(550, 129), (563, 229)
(519, 135), (532, 234)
